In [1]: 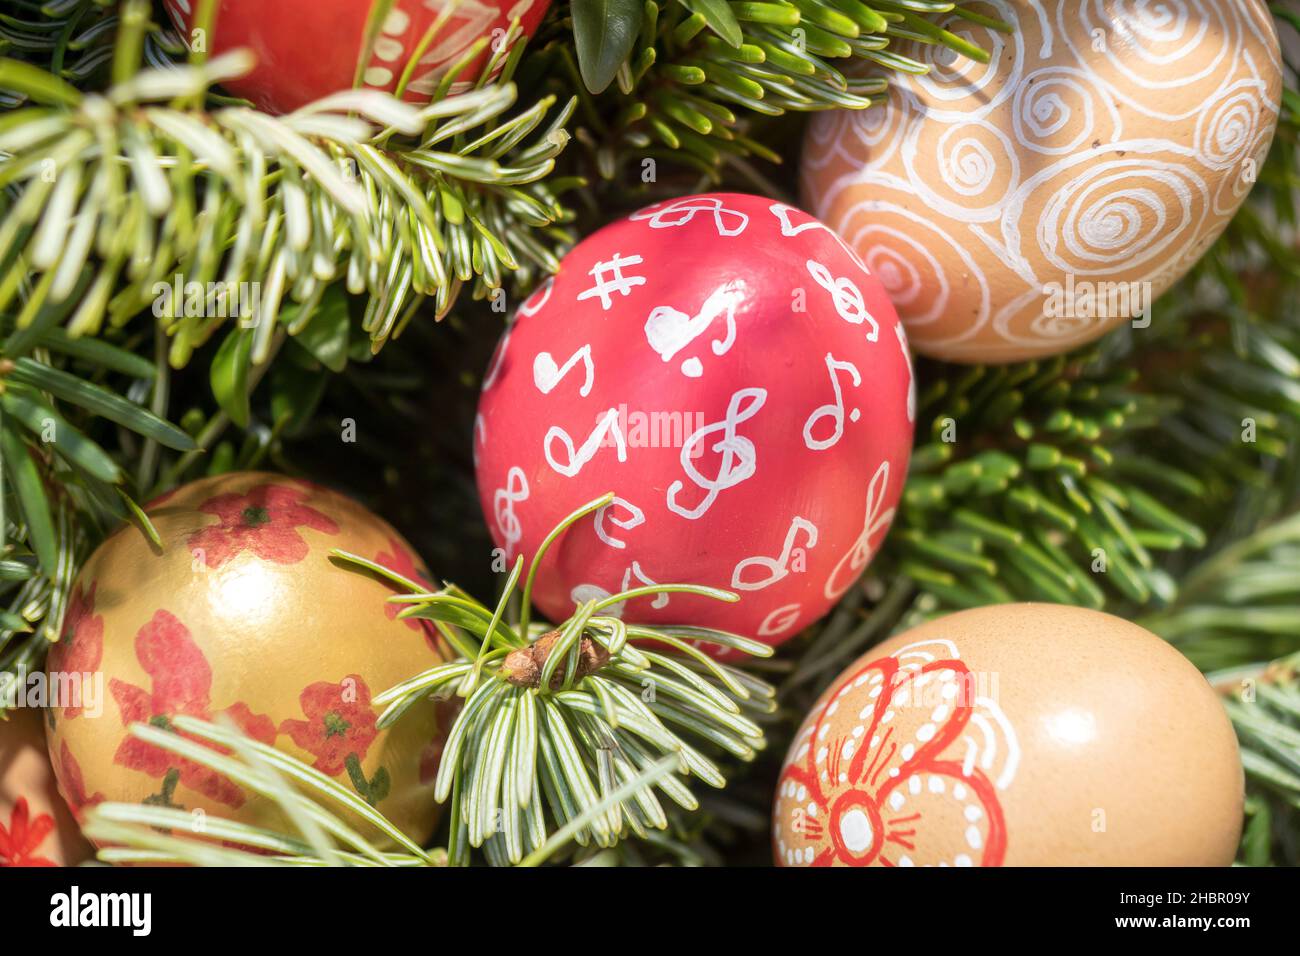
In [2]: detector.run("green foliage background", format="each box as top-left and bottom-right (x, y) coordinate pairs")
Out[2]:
(1, 0), (1299, 865)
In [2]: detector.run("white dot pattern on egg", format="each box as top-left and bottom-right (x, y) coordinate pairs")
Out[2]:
(774, 603), (1246, 866)
(774, 637), (1020, 867)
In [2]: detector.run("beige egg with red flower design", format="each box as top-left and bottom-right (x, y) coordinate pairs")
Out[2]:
(774, 604), (1243, 866)
(45, 472), (452, 847)
(1, 707), (92, 867)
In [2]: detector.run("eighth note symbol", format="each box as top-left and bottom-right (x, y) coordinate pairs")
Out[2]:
(732, 517), (819, 591)
(594, 496), (645, 550)
(533, 344), (595, 397)
(803, 353), (863, 451)
(644, 281), (746, 378)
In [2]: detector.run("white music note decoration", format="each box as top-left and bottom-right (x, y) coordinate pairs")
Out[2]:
(644, 280), (745, 378)
(758, 604), (803, 637)
(594, 497), (645, 550)
(631, 197), (749, 237)
(493, 466), (529, 559)
(544, 408), (628, 478)
(732, 517), (819, 590)
(667, 387), (766, 520)
(472, 414), (486, 469)
(481, 327), (511, 391)
(803, 353), (863, 451)
(622, 560), (669, 609)
(517, 276), (554, 318)
(824, 460), (896, 600)
(570, 582), (615, 614)
(896, 322), (916, 423)
(568, 560), (668, 618)
(577, 254), (646, 310)
(807, 259), (880, 342)
(768, 202), (870, 273)
(533, 344), (595, 397)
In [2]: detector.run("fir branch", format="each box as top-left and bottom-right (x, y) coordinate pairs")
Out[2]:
(0, 0), (184, 104)
(1141, 513), (1300, 673)
(1131, 66), (1300, 543)
(882, 348), (1205, 615)
(0, 312), (192, 675)
(1214, 653), (1300, 867)
(333, 493), (778, 866)
(0, 120), (197, 668)
(83, 711), (682, 866)
(548, 0), (1007, 178)
(0, 496), (77, 673)
(1135, 290), (1300, 547)
(0, 26), (576, 364)
(83, 713), (445, 866)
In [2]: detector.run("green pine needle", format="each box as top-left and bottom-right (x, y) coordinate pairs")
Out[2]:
(333, 494), (777, 865)
(0, 26), (576, 364)
(553, 0), (1006, 178)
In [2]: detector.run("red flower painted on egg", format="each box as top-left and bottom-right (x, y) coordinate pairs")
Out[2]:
(52, 742), (105, 822)
(188, 482), (339, 570)
(773, 640), (1018, 867)
(0, 799), (57, 867)
(278, 676), (379, 777)
(373, 538), (443, 654)
(419, 698), (463, 785)
(109, 611), (276, 808)
(47, 582), (104, 720)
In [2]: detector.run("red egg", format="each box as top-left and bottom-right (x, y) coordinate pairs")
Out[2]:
(474, 193), (915, 646)
(162, 0), (552, 114)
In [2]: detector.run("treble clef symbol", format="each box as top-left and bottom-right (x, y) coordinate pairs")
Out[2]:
(493, 467), (529, 558)
(667, 387), (767, 520)
(806, 259), (879, 341)
(824, 460), (896, 600)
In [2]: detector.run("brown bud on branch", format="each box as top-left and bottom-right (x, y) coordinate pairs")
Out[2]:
(501, 628), (611, 690)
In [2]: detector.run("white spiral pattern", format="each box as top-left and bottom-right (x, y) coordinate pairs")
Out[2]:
(1034, 159), (1208, 275)
(803, 0), (1282, 363)
(946, 133), (998, 194)
(1012, 67), (1121, 155)
(1197, 83), (1267, 169)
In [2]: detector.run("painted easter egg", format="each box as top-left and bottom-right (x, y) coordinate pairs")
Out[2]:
(474, 193), (915, 647)
(45, 472), (453, 845)
(773, 603), (1244, 866)
(802, 0), (1283, 363)
(0, 708), (92, 867)
(162, 0), (552, 113)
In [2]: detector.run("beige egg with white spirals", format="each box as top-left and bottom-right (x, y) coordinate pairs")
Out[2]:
(802, 0), (1283, 364)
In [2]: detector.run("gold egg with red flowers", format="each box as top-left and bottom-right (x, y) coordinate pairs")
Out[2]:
(1, 706), (92, 867)
(44, 472), (452, 847)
